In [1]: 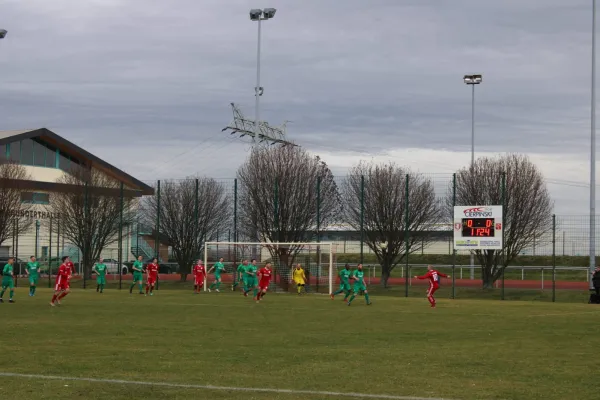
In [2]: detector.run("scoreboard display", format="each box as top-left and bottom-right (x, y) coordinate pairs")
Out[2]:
(453, 206), (503, 250)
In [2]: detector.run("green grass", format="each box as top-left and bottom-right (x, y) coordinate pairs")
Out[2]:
(1, 288), (599, 400)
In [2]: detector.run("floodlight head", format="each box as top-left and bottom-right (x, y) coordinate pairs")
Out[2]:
(250, 9), (263, 21)
(463, 74), (483, 85)
(263, 8), (277, 19)
(0, 29), (7, 39)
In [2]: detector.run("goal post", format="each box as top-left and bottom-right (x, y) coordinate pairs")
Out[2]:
(203, 242), (337, 294)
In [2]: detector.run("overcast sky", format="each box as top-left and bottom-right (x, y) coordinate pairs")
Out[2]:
(0, 0), (597, 215)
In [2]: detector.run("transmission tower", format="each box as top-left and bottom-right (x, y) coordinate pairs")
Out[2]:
(221, 103), (297, 147)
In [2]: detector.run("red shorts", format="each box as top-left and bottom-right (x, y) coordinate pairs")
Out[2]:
(147, 275), (157, 284)
(55, 277), (67, 291)
(259, 281), (270, 291)
(428, 283), (439, 296)
(194, 275), (205, 285)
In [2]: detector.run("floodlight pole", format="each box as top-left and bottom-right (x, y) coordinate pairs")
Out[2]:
(590, 0), (597, 290)
(471, 83), (475, 167)
(464, 76), (481, 280)
(254, 17), (262, 142)
(470, 82), (475, 280)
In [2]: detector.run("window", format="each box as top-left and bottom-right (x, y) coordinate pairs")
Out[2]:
(45, 145), (57, 168)
(8, 142), (19, 162)
(21, 192), (50, 205)
(20, 139), (33, 165)
(59, 151), (70, 171)
(33, 141), (45, 166)
(41, 247), (48, 258)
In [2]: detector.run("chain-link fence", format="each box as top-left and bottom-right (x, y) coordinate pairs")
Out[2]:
(4, 174), (598, 303)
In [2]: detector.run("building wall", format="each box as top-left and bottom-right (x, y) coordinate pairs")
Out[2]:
(22, 165), (65, 183)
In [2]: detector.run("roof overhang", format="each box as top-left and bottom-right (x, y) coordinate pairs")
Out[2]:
(0, 128), (154, 195)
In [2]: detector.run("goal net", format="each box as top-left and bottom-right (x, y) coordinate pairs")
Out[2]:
(203, 242), (337, 294)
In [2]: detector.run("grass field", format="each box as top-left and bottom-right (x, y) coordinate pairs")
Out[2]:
(1, 287), (599, 400)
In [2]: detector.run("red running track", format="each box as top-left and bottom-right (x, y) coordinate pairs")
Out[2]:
(104, 274), (588, 290)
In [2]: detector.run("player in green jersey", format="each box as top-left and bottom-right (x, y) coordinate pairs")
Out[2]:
(208, 257), (226, 292)
(232, 259), (248, 291)
(93, 258), (108, 293)
(330, 263), (352, 301)
(26, 256), (41, 297)
(129, 255), (145, 295)
(347, 264), (371, 306)
(0, 257), (15, 303)
(243, 259), (259, 298)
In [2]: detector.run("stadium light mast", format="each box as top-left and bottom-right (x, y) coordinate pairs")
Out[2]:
(222, 11), (296, 147)
(464, 73), (482, 281)
(590, 0), (597, 290)
(250, 8), (277, 143)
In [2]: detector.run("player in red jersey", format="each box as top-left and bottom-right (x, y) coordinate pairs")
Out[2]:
(414, 265), (449, 308)
(193, 260), (206, 294)
(51, 256), (71, 306)
(256, 262), (273, 302)
(145, 258), (159, 296)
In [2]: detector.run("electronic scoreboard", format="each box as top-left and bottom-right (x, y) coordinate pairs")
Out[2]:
(453, 206), (503, 250)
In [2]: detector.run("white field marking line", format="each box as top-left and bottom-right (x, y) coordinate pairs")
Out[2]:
(162, 303), (521, 317)
(0, 372), (455, 400)
(167, 302), (600, 319)
(527, 310), (600, 317)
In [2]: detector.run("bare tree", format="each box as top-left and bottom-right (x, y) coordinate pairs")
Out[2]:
(343, 162), (441, 287)
(50, 167), (136, 278)
(449, 154), (553, 288)
(0, 161), (34, 246)
(143, 178), (231, 281)
(237, 146), (341, 280)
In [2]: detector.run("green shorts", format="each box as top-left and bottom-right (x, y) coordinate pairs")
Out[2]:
(339, 282), (351, 291)
(2, 276), (14, 289)
(246, 277), (257, 287)
(353, 282), (367, 293)
(29, 276), (39, 285)
(133, 272), (143, 282)
(96, 276), (106, 285)
(214, 273), (221, 281)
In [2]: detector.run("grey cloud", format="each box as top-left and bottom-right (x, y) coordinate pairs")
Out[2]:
(0, 0), (597, 214)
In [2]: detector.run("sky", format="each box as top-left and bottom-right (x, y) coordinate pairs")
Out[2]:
(0, 0), (597, 215)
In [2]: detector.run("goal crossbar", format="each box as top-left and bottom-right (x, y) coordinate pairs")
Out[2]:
(203, 242), (335, 294)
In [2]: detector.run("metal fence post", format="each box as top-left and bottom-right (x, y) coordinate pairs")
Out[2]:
(195, 178), (199, 260)
(233, 178), (238, 256)
(360, 175), (364, 265)
(15, 217), (19, 287)
(501, 172), (506, 300)
(155, 180), (160, 260)
(48, 217), (53, 288)
(118, 182), (124, 290)
(404, 174), (410, 298)
(552, 214), (556, 302)
(83, 181), (89, 289)
(316, 176), (321, 292)
(274, 178), (279, 239)
(452, 173), (456, 299)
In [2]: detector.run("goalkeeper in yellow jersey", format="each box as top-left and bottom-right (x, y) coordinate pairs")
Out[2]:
(291, 263), (307, 295)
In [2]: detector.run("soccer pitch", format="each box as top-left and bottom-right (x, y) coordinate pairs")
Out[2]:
(1, 288), (599, 400)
